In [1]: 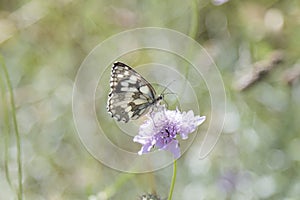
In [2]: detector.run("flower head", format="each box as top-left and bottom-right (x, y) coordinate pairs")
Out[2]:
(133, 106), (206, 158)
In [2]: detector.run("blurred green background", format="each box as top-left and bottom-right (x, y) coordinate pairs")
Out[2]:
(1, 0), (300, 199)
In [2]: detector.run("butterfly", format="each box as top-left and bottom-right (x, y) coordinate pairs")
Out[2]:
(107, 62), (163, 123)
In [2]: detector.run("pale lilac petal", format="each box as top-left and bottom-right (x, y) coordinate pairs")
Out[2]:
(137, 141), (154, 155)
(163, 140), (180, 159)
(133, 135), (149, 144)
(180, 112), (206, 139)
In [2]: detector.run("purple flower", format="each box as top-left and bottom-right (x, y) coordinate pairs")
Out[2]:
(133, 106), (206, 158)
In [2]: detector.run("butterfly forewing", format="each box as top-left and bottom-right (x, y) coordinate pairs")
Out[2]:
(107, 62), (160, 123)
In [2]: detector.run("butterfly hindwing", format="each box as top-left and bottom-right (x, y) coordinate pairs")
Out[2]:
(107, 62), (159, 123)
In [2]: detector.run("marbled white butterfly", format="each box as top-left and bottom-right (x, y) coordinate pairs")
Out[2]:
(107, 62), (163, 123)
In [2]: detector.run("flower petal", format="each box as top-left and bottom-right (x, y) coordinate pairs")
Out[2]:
(180, 112), (206, 139)
(137, 141), (153, 155)
(163, 140), (181, 159)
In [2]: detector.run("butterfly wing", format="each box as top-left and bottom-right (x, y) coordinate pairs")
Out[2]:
(107, 62), (157, 123)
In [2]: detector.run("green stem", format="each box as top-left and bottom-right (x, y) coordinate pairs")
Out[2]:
(189, 0), (199, 39)
(0, 56), (23, 200)
(167, 159), (177, 200)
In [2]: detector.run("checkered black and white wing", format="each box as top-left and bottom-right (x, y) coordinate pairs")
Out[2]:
(107, 62), (161, 123)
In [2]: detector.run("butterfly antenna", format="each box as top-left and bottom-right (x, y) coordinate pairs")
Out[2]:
(157, 80), (182, 110)
(160, 80), (176, 96)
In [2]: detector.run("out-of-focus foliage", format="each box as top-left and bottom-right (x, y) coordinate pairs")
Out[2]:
(1, 0), (300, 199)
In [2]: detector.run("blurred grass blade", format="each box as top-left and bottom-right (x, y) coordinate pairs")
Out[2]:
(0, 55), (23, 200)
(0, 58), (14, 191)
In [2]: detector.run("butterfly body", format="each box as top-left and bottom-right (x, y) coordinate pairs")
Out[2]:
(107, 62), (162, 123)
